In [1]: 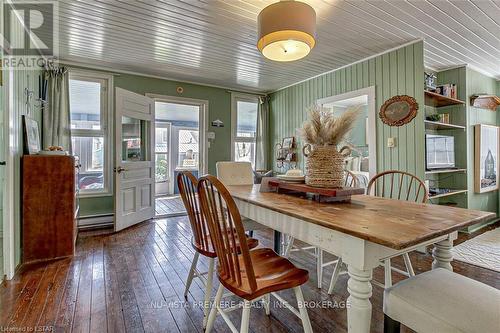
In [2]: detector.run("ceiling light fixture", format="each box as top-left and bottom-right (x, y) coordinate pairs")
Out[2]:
(257, 0), (316, 62)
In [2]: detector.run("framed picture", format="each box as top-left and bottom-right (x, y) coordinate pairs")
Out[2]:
(22, 115), (41, 155)
(379, 95), (418, 127)
(474, 124), (499, 193)
(282, 136), (295, 149)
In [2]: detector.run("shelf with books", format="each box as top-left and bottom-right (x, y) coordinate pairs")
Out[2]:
(424, 90), (465, 107)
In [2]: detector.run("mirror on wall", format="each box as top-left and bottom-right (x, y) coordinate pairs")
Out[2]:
(317, 86), (376, 187)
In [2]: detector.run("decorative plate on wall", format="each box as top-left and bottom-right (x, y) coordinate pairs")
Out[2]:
(379, 95), (419, 126)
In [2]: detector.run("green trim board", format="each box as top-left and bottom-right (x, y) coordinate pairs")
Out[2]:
(269, 41), (425, 181)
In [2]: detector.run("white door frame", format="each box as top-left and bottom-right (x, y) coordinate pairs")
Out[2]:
(169, 125), (200, 194)
(317, 86), (377, 178)
(3, 67), (15, 280)
(146, 94), (208, 176)
(154, 121), (172, 197)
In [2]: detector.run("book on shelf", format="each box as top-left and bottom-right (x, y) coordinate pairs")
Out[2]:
(434, 84), (457, 99)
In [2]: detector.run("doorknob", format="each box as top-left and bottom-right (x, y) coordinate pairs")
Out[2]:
(114, 166), (126, 173)
(0, 161), (6, 165)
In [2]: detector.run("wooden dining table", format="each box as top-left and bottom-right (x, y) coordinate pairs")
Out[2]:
(226, 184), (495, 333)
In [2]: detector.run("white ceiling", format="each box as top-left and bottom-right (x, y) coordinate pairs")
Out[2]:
(49, 0), (500, 92)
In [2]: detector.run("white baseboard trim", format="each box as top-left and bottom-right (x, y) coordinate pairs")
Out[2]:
(78, 214), (114, 230)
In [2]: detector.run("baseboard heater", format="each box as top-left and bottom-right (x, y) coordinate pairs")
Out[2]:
(78, 214), (114, 230)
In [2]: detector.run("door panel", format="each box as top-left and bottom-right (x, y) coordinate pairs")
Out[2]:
(115, 88), (155, 231)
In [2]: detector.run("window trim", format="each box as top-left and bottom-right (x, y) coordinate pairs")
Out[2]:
(230, 92), (259, 163)
(69, 69), (114, 198)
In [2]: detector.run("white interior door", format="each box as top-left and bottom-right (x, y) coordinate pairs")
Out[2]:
(115, 88), (155, 232)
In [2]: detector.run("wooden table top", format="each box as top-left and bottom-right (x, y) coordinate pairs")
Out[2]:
(227, 185), (495, 250)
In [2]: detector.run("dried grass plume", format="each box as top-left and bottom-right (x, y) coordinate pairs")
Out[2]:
(299, 104), (361, 147)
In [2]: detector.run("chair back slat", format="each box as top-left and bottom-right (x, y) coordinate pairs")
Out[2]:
(344, 170), (359, 188)
(197, 175), (257, 291)
(367, 170), (428, 203)
(177, 172), (212, 254)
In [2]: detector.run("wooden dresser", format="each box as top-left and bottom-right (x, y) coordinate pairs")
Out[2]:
(22, 155), (78, 263)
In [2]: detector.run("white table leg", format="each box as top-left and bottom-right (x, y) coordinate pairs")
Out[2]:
(432, 238), (453, 271)
(347, 265), (373, 333)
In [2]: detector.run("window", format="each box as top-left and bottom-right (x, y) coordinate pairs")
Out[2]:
(231, 94), (259, 167)
(69, 71), (112, 196)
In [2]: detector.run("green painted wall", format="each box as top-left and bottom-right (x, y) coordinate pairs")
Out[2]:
(466, 68), (499, 215)
(269, 41), (425, 181)
(78, 70), (236, 217)
(331, 105), (368, 151)
(0, 58), (3, 277)
(498, 81), (500, 215)
(11, 71), (42, 267)
(2, 8), (44, 268)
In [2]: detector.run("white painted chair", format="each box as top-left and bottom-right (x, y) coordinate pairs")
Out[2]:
(283, 171), (359, 289)
(216, 161), (268, 233)
(384, 268), (500, 333)
(328, 170), (427, 293)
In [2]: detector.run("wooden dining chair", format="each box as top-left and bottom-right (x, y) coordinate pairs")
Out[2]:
(283, 170), (360, 289)
(216, 161), (269, 235)
(328, 170), (428, 293)
(177, 171), (259, 328)
(198, 175), (313, 333)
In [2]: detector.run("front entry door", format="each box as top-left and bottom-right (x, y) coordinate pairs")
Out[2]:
(115, 88), (155, 231)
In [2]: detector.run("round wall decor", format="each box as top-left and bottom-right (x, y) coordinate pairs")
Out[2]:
(379, 95), (418, 126)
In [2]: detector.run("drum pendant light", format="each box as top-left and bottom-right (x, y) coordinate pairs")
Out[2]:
(257, 1), (316, 62)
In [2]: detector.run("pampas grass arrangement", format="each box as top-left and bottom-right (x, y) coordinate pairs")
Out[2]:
(299, 104), (361, 147)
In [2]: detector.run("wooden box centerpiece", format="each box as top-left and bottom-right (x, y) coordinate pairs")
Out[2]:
(268, 179), (365, 203)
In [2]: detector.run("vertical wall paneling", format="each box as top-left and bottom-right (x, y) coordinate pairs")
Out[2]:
(466, 68), (498, 217)
(270, 42), (426, 189)
(3, 10), (44, 268)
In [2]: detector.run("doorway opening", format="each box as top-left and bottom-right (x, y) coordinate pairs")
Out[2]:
(151, 96), (207, 217)
(317, 86), (376, 187)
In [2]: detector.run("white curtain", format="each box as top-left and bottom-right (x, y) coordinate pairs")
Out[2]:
(42, 67), (72, 152)
(255, 95), (270, 170)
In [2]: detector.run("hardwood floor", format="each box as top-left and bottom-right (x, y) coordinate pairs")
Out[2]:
(1, 218), (498, 333)
(155, 196), (186, 217)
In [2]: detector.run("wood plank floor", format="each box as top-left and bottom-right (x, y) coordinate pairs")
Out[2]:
(1, 219), (498, 333)
(155, 196), (186, 217)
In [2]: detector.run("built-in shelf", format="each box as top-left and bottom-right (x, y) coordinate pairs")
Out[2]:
(428, 189), (468, 200)
(470, 95), (500, 111)
(425, 168), (467, 175)
(424, 90), (466, 107)
(424, 120), (465, 130)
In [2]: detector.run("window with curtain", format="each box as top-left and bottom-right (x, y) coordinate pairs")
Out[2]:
(69, 72), (111, 196)
(231, 94), (258, 167)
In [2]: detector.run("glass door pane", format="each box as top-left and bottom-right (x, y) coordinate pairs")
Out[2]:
(155, 123), (170, 196)
(177, 129), (199, 169)
(121, 116), (148, 162)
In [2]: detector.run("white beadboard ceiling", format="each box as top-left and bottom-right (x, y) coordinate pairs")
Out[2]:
(48, 0), (500, 92)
